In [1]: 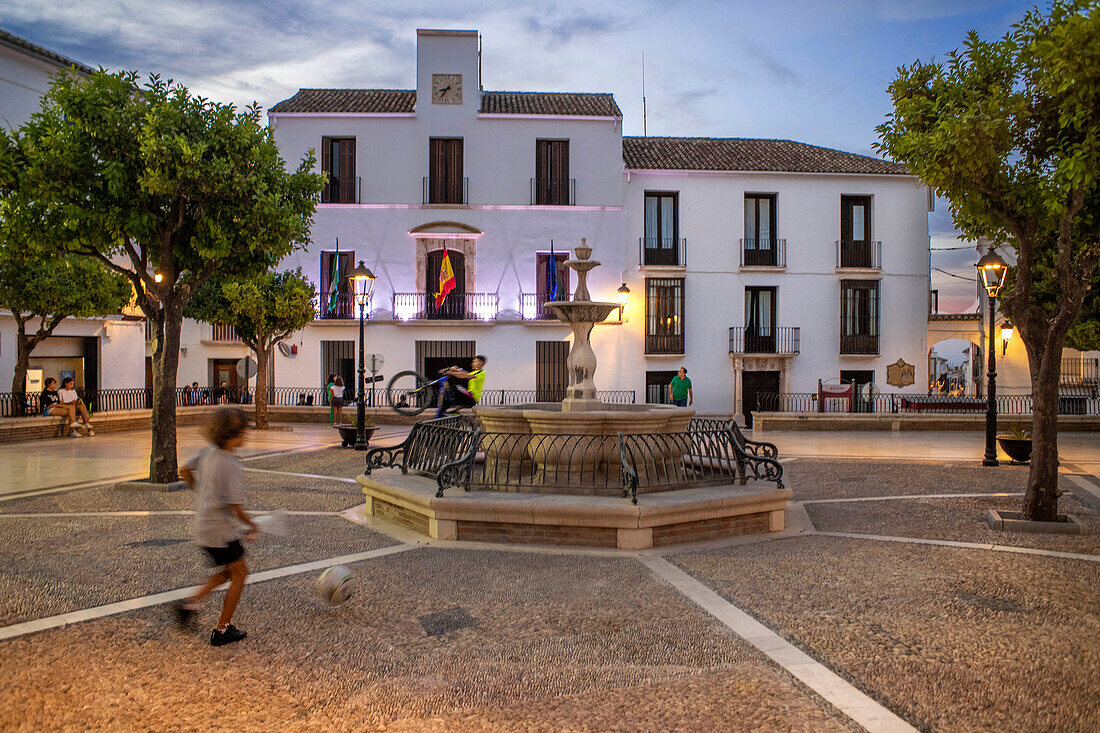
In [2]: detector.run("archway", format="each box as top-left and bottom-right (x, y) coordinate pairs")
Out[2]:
(928, 337), (982, 397)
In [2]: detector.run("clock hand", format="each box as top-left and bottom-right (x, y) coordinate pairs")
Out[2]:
(440, 85), (450, 95)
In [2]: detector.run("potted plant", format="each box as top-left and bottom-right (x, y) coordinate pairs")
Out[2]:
(996, 425), (1032, 464)
(334, 416), (376, 448)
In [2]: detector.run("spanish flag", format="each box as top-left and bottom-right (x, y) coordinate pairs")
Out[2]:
(436, 246), (456, 308)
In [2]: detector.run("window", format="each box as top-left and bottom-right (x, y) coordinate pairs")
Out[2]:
(744, 287), (776, 353)
(841, 369), (876, 413)
(643, 192), (679, 265)
(646, 278), (685, 354)
(645, 370), (679, 405)
(319, 250), (354, 319)
(535, 140), (570, 205)
(536, 341), (569, 401)
(321, 137), (356, 204)
(428, 138), (464, 204)
(840, 195), (873, 267)
(840, 279), (879, 354)
(743, 194), (777, 266)
(532, 251), (570, 318)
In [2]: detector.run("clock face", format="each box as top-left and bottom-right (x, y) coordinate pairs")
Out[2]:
(432, 74), (462, 104)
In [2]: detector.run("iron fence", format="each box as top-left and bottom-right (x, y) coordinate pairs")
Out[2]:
(755, 391), (1097, 415)
(392, 292), (499, 321)
(836, 240), (882, 269)
(530, 177), (575, 205)
(640, 237), (687, 267)
(740, 238), (786, 267)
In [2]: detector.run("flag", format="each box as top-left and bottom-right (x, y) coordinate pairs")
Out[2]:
(326, 238), (341, 314)
(436, 245), (456, 308)
(547, 239), (558, 301)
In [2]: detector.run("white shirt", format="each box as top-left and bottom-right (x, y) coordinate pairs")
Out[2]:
(58, 388), (79, 404)
(183, 445), (245, 547)
(331, 385), (345, 399)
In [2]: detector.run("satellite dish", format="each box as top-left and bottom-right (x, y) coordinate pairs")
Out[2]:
(236, 357), (258, 380)
(277, 342), (292, 357)
(862, 382), (880, 401)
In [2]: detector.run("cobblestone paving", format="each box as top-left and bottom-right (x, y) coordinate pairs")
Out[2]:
(672, 535), (1100, 732)
(245, 442), (402, 478)
(784, 458), (1029, 501)
(0, 514), (395, 626)
(0, 549), (855, 732)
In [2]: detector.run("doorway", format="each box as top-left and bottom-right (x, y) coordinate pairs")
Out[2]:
(426, 248), (466, 319)
(742, 370), (780, 428)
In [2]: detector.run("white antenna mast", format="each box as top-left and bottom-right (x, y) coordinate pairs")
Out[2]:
(641, 52), (647, 137)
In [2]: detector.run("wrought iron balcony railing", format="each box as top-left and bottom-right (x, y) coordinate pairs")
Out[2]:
(836, 240), (882, 269)
(840, 333), (879, 355)
(320, 176), (361, 204)
(423, 176), (469, 205)
(640, 237), (687, 267)
(729, 326), (800, 355)
(317, 292), (356, 320)
(529, 177), (575, 205)
(740, 239), (787, 267)
(520, 292), (561, 320)
(645, 332), (684, 355)
(392, 292), (499, 321)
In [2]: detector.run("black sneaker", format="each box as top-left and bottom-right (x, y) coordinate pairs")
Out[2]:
(210, 625), (247, 647)
(174, 601), (196, 629)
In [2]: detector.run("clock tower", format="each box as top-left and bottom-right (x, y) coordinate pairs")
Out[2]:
(416, 29), (480, 114)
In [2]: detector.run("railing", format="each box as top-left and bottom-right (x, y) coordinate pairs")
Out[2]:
(207, 324), (241, 342)
(529, 177), (575, 205)
(640, 237), (687, 267)
(267, 387), (637, 408)
(423, 176), (469, 205)
(836, 240), (882, 269)
(729, 326), (800, 355)
(317, 292), (357, 320)
(144, 319), (155, 342)
(645, 333), (685, 355)
(755, 391), (1099, 416)
(740, 239), (786, 267)
(840, 333), (879, 355)
(519, 292), (560, 320)
(1061, 357), (1099, 383)
(320, 176), (361, 205)
(392, 292), (499, 321)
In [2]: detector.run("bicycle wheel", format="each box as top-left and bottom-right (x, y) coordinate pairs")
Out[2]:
(387, 370), (436, 416)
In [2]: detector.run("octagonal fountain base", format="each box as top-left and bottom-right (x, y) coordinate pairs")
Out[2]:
(355, 470), (790, 549)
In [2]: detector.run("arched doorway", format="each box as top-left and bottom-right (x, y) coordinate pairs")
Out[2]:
(425, 248), (466, 319)
(928, 338), (982, 397)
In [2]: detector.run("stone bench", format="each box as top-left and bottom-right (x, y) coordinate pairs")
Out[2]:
(363, 415), (481, 496)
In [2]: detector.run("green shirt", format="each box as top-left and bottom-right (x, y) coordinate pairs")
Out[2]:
(670, 375), (692, 401)
(467, 369), (486, 401)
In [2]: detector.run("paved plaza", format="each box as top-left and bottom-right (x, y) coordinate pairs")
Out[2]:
(0, 426), (1098, 731)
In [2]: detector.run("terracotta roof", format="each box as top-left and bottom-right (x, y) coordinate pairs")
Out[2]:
(623, 136), (908, 175)
(269, 88), (621, 117)
(0, 28), (94, 75)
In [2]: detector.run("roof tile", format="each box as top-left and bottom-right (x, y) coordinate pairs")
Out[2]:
(269, 89), (621, 117)
(623, 136), (907, 175)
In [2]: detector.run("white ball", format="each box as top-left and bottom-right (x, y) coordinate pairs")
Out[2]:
(315, 565), (354, 605)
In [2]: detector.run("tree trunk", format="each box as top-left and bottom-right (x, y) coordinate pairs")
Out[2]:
(1024, 343), (1062, 522)
(11, 324), (31, 418)
(148, 301), (182, 483)
(254, 342), (270, 430)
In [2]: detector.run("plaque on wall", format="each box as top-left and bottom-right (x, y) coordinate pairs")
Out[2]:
(886, 358), (916, 387)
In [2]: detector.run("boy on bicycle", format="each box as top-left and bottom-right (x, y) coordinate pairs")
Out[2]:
(436, 355), (486, 417)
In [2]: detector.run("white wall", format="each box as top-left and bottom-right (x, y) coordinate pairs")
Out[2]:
(0, 44), (61, 129)
(0, 315), (144, 391)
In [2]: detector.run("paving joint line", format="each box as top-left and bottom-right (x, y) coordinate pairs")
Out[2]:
(243, 467), (359, 483)
(816, 531), (1099, 562)
(801, 492), (1025, 505)
(0, 510), (343, 519)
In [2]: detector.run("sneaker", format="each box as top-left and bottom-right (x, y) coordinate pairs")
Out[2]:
(70, 422), (82, 429)
(210, 625), (247, 647)
(174, 601), (196, 629)
(85, 426), (95, 436)
(70, 429), (82, 438)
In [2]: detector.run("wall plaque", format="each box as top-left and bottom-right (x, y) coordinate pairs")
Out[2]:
(886, 358), (916, 388)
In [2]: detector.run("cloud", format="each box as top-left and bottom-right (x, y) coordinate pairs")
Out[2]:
(522, 10), (632, 44)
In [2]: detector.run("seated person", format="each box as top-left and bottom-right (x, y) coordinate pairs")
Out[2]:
(57, 377), (94, 436)
(295, 393), (309, 406)
(436, 355), (486, 418)
(395, 395), (409, 409)
(238, 386), (252, 405)
(190, 382), (203, 405)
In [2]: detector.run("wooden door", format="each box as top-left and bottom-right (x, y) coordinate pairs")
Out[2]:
(429, 138), (463, 203)
(426, 249), (466, 319)
(742, 371), (780, 428)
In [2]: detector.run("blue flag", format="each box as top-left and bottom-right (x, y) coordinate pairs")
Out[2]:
(547, 240), (558, 301)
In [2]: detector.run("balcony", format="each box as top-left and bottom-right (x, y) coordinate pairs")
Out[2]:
(729, 326), (800, 355)
(1061, 357), (1099, 386)
(640, 237), (687, 268)
(393, 292), (499, 321)
(318, 292), (356, 320)
(320, 176), (361, 204)
(740, 239), (786, 268)
(836, 240), (882, 269)
(840, 333), (879, 355)
(645, 333), (684, 355)
(208, 324), (242, 342)
(423, 177), (469, 205)
(530, 178), (575, 206)
(520, 292), (560, 320)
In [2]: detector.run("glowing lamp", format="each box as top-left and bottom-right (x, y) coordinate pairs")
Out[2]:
(975, 250), (1009, 298)
(349, 260), (376, 307)
(617, 283), (630, 318)
(1000, 320), (1013, 355)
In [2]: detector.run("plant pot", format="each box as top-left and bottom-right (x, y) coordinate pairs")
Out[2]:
(996, 435), (1032, 463)
(334, 424), (375, 448)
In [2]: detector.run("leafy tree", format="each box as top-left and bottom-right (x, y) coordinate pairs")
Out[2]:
(1066, 274), (1100, 351)
(0, 70), (323, 482)
(877, 0), (1099, 521)
(0, 243), (131, 414)
(186, 269), (316, 429)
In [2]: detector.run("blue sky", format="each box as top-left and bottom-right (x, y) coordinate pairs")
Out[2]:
(2, 0), (1035, 321)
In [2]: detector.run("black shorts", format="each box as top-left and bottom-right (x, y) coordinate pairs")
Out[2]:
(202, 540), (244, 566)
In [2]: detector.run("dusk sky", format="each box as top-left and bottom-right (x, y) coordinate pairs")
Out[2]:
(2, 0), (1035, 319)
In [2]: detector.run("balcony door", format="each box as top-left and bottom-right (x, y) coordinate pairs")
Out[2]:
(744, 194), (777, 266)
(319, 250), (353, 318)
(644, 192), (679, 265)
(536, 252), (570, 314)
(535, 140), (570, 205)
(429, 138), (464, 204)
(840, 195), (872, 267)
(426, 248), (466, 319)
(744, 287), (776, 353)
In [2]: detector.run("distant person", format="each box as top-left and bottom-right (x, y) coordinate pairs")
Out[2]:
(395, 395), (409, 410)
(216, 381), (230, 405)
(324, 373), (336, 419)
(58, 377), (94, 435)
(238, 386), (251, 405)
(436, 355), (486, 417)
(190, 382), (203, 405)
(40, 377), (83, 437)
(329, 377), (345, 424)
(176, 406), (257, 647)
(296, 393), (309, 406)
(669, 367), (693, 407)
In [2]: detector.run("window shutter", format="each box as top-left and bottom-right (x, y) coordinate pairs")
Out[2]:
(321, 140), (332, 203)
(339, 139), (356, 203)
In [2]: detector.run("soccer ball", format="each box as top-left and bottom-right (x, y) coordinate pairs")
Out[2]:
(315, 565), (354, 605)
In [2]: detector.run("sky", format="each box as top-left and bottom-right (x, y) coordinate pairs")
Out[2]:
(1, 0), (1036, 330)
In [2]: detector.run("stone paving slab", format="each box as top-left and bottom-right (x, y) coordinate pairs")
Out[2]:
(806, 492), (1100, 555)
(785, 459), (1028, 501)
(244, 442), (401, 478)
(0, 549), (856, 732)
(0, 514), (396, 626)
(671, 535), (1100, 732)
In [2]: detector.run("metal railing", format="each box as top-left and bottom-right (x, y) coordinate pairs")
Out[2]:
(529, 177), (575, 205)
(729, 326), (800, 355)
(640, 237), (687, 267)
(423, 176), (469, 205)
(1061, 357), (1099, 383)
(836, 240), (882, 269)
(392, 292), (499, 321)
(645, 333), (684, 355)
(519, 292), (560, 320)
(320, 176), (361, 204)
(207, 324), (241, 342)
(840, 333), (879, 355)
(740, 239), (787, 267)
(755, 391), (1098, 416)
(316, 292), (357, 320)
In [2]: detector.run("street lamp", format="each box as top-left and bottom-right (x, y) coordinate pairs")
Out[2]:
(976, 249), (1009, 466)
(349, 260), (376, 451)
(1000, 320), (1013, 356)
(617, 282), (630, 319)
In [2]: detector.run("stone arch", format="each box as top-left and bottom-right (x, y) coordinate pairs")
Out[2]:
(408, 221), (483, 293)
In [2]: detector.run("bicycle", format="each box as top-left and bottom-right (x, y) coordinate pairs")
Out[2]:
(386, 369), (446, 416)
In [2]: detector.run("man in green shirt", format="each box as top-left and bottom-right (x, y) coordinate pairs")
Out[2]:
(669, 367), (693, 407)
(436, 355), (486, 417)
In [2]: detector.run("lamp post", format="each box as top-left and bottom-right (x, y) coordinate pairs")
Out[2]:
(976, 250), (1009, 466)
(349, 260), (376, 451)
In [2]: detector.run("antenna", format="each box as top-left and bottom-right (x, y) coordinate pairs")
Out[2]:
(641, 52), (647, 137)
(478, 35), (483, 91)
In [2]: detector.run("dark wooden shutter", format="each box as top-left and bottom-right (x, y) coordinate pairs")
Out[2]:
(339, 139), (356, 203)
(448, 139), (463, 203)
(535, 141), (550, 204)
(536, 341), (569, 401)
(429, 139), (462, 204)
(552, 141), (568, 204)
(321, 139), (332, 203)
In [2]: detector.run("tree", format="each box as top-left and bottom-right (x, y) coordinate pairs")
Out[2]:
(877, 0), (1100, 521)
(0, 243), (131, 414)
(0, 70), (324, 482)
(186, 269), (316, 429)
